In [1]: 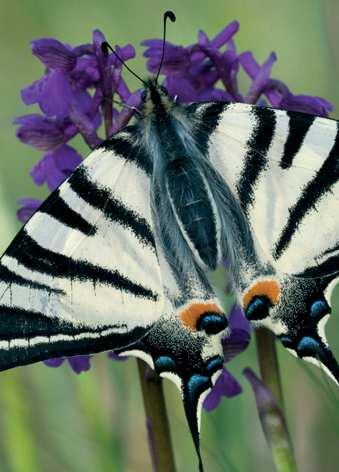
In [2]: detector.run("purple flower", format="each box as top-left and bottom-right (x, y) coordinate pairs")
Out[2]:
(240, 52), (277, 104)
(223, 304), (251, 362)
(17, 198), (42, 223)
(239, 51), (333, 115)
(44, 355), (91, 374)
(44, 351), (127, 373)
(107, 351), (128, 361)
(14, 114), (77, 151)
(30, 144), (82, 191)
(31, 38), (77, 72)
(203, 368), (242, 411)
(22, 70), (74, 118)
(203, 305), (251, 411)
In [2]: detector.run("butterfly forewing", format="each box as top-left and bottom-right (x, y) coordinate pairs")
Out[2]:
(0, 129), (167, 370)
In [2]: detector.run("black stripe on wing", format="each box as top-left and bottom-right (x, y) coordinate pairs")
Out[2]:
(189, 102), (226, 154)
(0, 305), (117, 338)
(6, 231), (158, 301)
(0, 320), (147, 372)
(297, 243), (339, 278)
(39, 190), (96, 236)
(297, 255), (339, 278)
(101, 127), (152, 176)
(274, 122), (339, 259)
(68, 167), (155, 249)
(0, 265), (63, 294)
(280, 111), (315, 169)
(237, 107), (276, 212)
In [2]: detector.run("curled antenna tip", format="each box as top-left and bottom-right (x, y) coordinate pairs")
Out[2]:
(164, 10), (176, 22)
(156, 11), (176, 83)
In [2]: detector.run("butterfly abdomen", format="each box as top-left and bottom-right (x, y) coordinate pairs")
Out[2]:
(165, 157), (220, 269)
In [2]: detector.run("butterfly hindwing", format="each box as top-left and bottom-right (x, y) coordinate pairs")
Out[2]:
(118, 252), (227, 472)
(203, 101), (339, 380)
(0, 128), (167, 370)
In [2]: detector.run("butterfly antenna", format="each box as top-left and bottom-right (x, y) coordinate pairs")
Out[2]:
(155, 10), (176, 83)
(101, 41), (147, 86)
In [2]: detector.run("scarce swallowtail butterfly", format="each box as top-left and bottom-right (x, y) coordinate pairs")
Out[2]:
(2, 10), (339, 471)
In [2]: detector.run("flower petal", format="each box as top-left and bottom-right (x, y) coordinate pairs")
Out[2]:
(17, 198), (41, 223)
(30, 145), (81, 190)
(280, 93), (333, 116)
(108, 351), (128, 361)
(31, 38), (76, 71)
(21, 78), (45, 106)
(244, 52), (277, 103)
(14, 114), (68, 151)
(142, 40), (190, 74)
(164, 75), (199, 101)
(223, 305), (251, 362)
(92, 29), (106, 49)
(110, 44), (135, 64)
(44, 358), (65, 368)
(239, 51), (259, 78)
(68, 356), (91, 374)
(39, 70), (73, 118)
(229, 304), (251, 333)
(203, 368), (242, 411)
(52, 144), (83, 175)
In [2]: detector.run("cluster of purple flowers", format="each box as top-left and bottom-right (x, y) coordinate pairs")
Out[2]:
(14, 21), (332, 406)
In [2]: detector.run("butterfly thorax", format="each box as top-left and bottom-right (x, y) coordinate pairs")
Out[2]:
(140, 82), (222, 271)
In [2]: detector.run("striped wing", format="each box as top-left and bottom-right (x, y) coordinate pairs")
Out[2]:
(207, 102), (339, 277)
(204, 102), (339, 383)
(0, 129), (167, 370)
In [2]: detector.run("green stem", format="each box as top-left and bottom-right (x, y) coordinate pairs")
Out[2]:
(255, 327), (284, 407)
(137, 359), (176, 472)
(254, 327), (298, 472)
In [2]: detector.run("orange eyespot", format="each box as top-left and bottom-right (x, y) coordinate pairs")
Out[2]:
(242, 279), (281, 310)
(180, 302), (223, 331)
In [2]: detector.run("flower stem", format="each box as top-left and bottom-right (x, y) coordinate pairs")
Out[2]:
(137, 359), (176, 472)
(255, 327), (284, 407)
(103, 95), (113, 138)
(254, 328), (298, 472)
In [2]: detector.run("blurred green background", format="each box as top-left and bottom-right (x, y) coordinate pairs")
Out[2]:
(1, 0), (339, 471)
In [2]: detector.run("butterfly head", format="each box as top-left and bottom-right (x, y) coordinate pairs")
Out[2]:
(140, 79), (175, 116)
(244, 276), (339, 383)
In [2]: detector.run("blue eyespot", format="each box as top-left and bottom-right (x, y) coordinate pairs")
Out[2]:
(245, 296), (269, 321)
(279, 335), (294, 348)
(310, 299), (329, 320)
(197, 313), (228, 335)
(296, 336), (320, 357)
(155, 356), (176, 372)
(206, 356), (224, 374)
(187, 374), (210, 394)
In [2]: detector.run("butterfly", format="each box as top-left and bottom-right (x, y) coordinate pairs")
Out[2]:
(2, 11), (339, 471)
